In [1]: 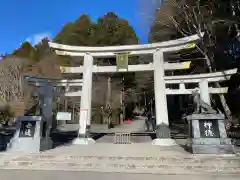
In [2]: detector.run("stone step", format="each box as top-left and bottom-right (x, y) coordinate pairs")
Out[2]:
(3, 154), (239, 166)
(45, 143), (190, 156)
(0, 156), (239, 174)
(1, 161), (239, 175)
(0, 144), (239, 174)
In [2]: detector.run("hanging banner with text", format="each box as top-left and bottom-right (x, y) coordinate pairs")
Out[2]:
(116, 53), (129, 71)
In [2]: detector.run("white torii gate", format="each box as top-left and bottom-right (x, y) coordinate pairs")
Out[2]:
(48, 34), (237, 145)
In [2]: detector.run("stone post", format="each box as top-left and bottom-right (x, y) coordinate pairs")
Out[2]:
(120, 88), (124, 124)
(152, 49), (176, 146)
(72, 102), (75, 123)
(87, 56), (93, 130)
(73, 53), (95, 144)
(39, 85), (53, 150)
(57, 86), (69, 128)
(106, 77), (112, 109)
(41, 85), (53, 130)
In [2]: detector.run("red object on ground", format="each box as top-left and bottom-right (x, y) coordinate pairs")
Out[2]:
(124, 119), (131, 124)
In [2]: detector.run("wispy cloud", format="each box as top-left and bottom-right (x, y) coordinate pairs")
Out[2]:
(25, 32), (52, 45)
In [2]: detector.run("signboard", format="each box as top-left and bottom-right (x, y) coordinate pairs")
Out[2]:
(19, 121), (36, 138)
(116, 53), (129, 71)
(199, 120), (220, 138)
(56, 112), (72, 121)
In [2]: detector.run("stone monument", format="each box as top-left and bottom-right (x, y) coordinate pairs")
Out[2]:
(6, 115), (52, 152)
(186, 90), (235, 154)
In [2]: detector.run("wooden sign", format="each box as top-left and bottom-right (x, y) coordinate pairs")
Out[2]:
(116, 53), (129, 71)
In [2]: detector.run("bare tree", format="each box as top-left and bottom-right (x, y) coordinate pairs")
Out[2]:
(0, 57), (27, 121)
(0, 57), (25, 104)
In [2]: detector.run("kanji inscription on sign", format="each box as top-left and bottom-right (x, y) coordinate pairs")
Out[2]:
(19, 121), (36, 138)
(199, 120), (220, 138)
(116, 53), (129, 71)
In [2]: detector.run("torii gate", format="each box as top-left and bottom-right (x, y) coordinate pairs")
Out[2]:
(24, 76), (83, 133)
(48, 34), (237, 145)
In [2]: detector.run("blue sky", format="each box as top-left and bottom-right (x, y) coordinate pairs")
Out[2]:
(0, 0), (159, 54)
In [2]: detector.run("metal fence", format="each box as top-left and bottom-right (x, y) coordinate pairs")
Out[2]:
(227, 127), (240, 146)
(114, 132), (131, 144)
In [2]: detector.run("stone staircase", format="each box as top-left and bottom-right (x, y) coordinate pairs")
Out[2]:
(0, 144), (239, 174)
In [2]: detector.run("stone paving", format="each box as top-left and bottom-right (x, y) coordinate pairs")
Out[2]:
(57, 118), (147, 133)
(0, 144), (239, 175)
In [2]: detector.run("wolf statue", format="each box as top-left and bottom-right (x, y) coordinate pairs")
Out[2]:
(192, 89), (218, 114)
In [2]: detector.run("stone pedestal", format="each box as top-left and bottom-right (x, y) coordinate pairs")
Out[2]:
(152, 123), (176, 146)
(72, 134), (95, 145)
(72, 125), (95, 145)
(186, 113), (235, 154)
(7, 116), (53, 153)
(72, 138), (95, 145)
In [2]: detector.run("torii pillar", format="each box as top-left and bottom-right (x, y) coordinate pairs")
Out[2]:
(152, 49), (176, 146)
(72, 53), (95, 144)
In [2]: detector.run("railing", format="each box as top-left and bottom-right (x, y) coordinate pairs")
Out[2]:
(227, 125), (240, 146)
(114, 132), (131, 144)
